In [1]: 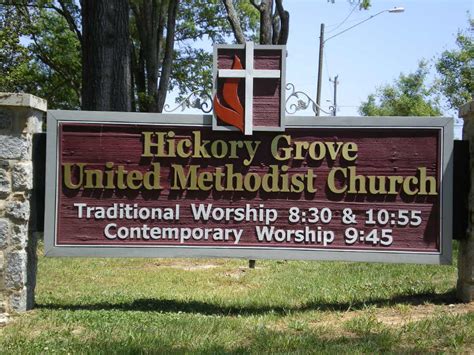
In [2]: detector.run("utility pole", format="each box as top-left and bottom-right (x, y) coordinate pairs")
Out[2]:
(315, 23), (324, 116)
(329, 75), (339, 116)
(315, 8), (404, 117)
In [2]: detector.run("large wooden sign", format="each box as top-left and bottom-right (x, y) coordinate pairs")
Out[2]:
(44, 111), (453, 264)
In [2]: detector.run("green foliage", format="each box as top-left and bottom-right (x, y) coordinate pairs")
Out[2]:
(22, 7), (82, 109)
(435, 18), (473, 110)
(0, 3), (81, 109)
(172, 48), (213, 98)
(171, 0), (259, 104)
(177, 0), (258, 43)
(0, 6), (31, 92)
(359, 62), (442, 116)
(2, 1), (257, 111)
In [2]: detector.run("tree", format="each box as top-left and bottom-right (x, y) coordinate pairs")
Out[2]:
(359, 62), (442, 116)
(4, 0), (366, 111)
(130, 0), (178, 112)
(436, 19), (473, 110)
(221, 0), (371, 45)
(81, 0), (131, 111)
(130, 0), (258, 112)
(0, 6), (30, 93)
(222, 0), (288, 44)
(4, 0), (251, 111)
(1, 2), (81, 109)
(22, 4), (81, 109)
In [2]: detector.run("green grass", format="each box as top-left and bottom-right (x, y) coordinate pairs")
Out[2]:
(1, 242), (472, 354)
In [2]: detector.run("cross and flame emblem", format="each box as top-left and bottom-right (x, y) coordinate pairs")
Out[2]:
(213, 42), (285, 135)
(213, 56), (245, 132)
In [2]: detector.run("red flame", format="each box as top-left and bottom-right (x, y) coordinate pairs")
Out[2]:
(214, 55), (244, 132)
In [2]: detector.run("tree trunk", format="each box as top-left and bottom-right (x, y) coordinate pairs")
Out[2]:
(156, 0), (179, 112)
(249, 0), (288, 45)
(222, 0), (246, 44)
(275, 0), (289, 44)
(81, 0), (131, 111)
(131, 0), (168, 112)
(259, 0), (273, 44)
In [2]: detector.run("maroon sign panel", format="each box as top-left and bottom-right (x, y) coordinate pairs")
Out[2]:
(55, 121), (444, 256)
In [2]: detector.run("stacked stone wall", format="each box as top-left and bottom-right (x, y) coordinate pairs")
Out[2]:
(0, 93), (46, 325)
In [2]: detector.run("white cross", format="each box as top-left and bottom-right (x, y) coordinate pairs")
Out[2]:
(218, 42), (281, 135)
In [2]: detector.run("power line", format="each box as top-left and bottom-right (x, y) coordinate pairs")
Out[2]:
(326, 3), (359, 34)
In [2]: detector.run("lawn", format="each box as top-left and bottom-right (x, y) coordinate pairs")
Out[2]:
(0, 243), (472, 354)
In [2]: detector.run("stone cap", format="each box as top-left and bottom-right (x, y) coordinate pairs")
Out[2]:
(459, 101), (474, 118)
(0, 93), (47, 112)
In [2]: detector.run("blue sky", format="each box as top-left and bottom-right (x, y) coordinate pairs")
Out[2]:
(285, 0), (472, 118)
(170, 1), (471, 138)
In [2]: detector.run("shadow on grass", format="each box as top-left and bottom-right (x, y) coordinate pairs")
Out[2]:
(69, 332), (413, 354)
(36, 289), (460, 315)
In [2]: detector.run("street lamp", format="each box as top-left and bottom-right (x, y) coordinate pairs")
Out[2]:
(315, 7), (405, 116)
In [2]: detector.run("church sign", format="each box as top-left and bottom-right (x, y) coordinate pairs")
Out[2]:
(44, 43), (453, 264)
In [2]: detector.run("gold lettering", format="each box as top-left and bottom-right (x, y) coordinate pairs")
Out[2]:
(403, 176), (419, 195)
(167, 131), (176, 157)
(192, 131), (211, 159)
(210, 140), (228, 158)
(126, 170), (143, 190)
(387, 176), (404, 194)
(327, 167), (347, 194)
(225, 164), (243, 191)
(228, 141), (243, 159)
(142, 132), (167, 157)
(214, 168), (225, 191)
(325, 142), (344, 161)
(172, 164), (199, 190)
(294, 141), (309, 160)
(367, 176), (387, 194)
(280, 165), (289, 192)
(261, 165), (280, 192)
(347, 166), (367, 194)
(341, 142), (358, 161)
(143, 163), (162, 190)
(142, 132), (155, 157)
(418, 167), (437, 195)
(84, 169), (104, 189)
(243, 140), (260, 166)
(243, 173), (261, 192)
(63, 163), (85, 189)
(271, 135), (291, 161)
(104, 162), (115, 189)
(197, 171), (214, 191)
(290, 173), (305, 193)
(116, 165), (128, 189)
(176, 139), (192, 158)
(308, 141), (325, 161)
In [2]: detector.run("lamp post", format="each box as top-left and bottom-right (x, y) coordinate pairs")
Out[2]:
(315, 7), (405, 116)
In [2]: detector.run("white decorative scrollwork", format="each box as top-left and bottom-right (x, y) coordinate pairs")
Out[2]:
(163, 91), (213, 113)
(285, 83), (332, 115)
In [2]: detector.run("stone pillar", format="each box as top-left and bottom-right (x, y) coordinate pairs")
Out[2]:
(0, 93), (46, 325)
(458, 100), (474, 302)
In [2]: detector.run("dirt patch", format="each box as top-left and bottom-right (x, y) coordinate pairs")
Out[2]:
(223, 267), (248, 279)
(374, 302), (474, 327)
(143, 259), (224, 271)
(175, 264), (220, 271)
(143, 259), (262, 272)
(272, 302), (474, 333)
